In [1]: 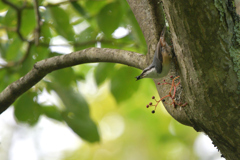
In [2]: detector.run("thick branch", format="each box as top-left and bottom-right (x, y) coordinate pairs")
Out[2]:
(0, 48), (146, 114)
(126, 0), (165, 63)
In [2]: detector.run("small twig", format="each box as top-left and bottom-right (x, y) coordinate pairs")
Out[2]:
(2, 0), (19, 10)
(2, 0), (26, 41)
(16, 10), (25, 41)
(17, 42), (33, 65)
(1, 0), (36, 69)
(33, 0), (41, 45)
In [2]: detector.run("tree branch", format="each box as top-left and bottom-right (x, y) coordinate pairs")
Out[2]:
(126, 0), (165, 63)
(2, 0), (19, 10)
(0, 47), (146, 114)
(33, 0), (41, 45)
(2, 0), (28, 41)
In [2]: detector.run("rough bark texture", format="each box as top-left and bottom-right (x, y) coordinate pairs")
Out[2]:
(126, 0), (164, 64)
(164, 1), (240, 159)
(128, 0), (240, 159)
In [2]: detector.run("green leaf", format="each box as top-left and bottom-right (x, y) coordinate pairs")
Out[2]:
(70, 1), (89, 19)
(126, 9), (147, 50)
(31, 45), (49, 61)
(38, 0), (45, 6)
(72, 64), (94, 81)
(101, 35), (141, 51)
(0, 70), (20, 91)
(97, 2), (123, 37)
(42, 106), (63, 121)
(77, 26), (97, 42)
(0, 70), (7, 91)
(62, 111), (100, 143)
(40, 22), (53, 43)
(14, 92), (42, 125)
(51, 85), (89, 117)
(49, 7), (75, 41)
(49, 84), (100, 142)
(110, 66), (140, 103)
(4, 8), (16, 28)
(74, 27), (98, 51)
(85, 0), (108, 15)
(49, 67), (76, 87)
(94, 63), (115, 86)
(4, 36), (23, 61)
(0, 1), (8, 11)
(21, 9), (36, 37)
(17, 45), (49, 76)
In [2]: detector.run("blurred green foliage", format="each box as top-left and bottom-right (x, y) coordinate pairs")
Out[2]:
(0, 0), (198, 159)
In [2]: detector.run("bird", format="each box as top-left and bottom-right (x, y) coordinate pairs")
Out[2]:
(135, 26), (172, 80)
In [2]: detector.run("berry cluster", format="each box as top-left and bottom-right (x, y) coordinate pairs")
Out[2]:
(146, 76), (188, 114)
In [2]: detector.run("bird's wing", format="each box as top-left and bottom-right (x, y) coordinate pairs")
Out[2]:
(154, 32), (163, 74)
(153, 43), (162, 74)
(156, 36), (163, 62)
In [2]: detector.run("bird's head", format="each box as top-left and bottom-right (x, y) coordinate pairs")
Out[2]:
(135, 75), (142, 81)
(135, 66), (156, 80)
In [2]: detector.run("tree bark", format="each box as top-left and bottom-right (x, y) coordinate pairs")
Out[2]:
(127, 0), (240, 159)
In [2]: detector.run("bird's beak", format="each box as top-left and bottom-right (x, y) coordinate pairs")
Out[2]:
(135, 75), (141, 81)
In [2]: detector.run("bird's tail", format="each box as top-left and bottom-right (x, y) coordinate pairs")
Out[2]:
(160, 25), (167, 47)
(161, 25), (166, 37)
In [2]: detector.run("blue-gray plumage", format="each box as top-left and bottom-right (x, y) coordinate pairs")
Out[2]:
(136, 26), (172, 80)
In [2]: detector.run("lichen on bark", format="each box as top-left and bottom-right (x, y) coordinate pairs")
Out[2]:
(215, 0), (240, 91)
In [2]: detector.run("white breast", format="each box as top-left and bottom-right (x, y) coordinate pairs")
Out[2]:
(144, 63), (171, 79)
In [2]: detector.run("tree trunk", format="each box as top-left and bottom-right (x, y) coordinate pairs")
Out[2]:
(127, 0), (240, 159)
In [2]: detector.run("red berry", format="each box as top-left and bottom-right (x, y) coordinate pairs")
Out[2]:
(170, 76), (173, 79)
(163, 79), (165, 82)
(146, 105), (149, 108)
(152, 110), (155, 114)
(149, 102), (152, 105)
(152, 96), (155, 99)
(157, 82), (160, 85)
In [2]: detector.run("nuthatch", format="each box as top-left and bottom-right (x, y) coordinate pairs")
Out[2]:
(136, 26), (172, 80)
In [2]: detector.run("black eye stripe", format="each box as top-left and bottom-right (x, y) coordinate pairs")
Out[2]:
(142, 66), (155, 75)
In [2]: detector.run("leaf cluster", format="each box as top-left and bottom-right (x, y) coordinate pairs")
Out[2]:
(0, 0), (147, 143)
